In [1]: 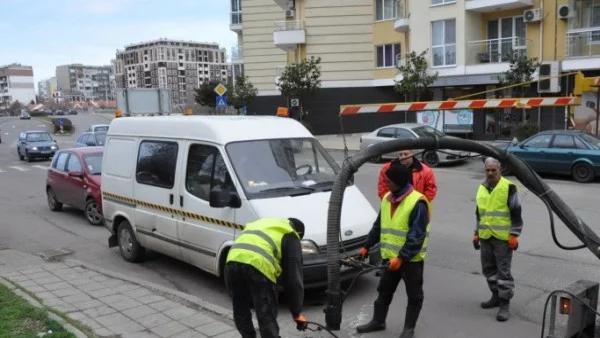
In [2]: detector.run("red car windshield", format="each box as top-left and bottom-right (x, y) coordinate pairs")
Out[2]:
(83, 153), (103, 175)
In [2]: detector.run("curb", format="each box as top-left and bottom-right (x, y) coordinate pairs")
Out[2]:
(62, 258), (235, 322)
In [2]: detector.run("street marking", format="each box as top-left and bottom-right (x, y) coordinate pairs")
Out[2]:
(32, 165), (48, 170)
(8, 166), (30, 172)
(37, 124), (46, 127)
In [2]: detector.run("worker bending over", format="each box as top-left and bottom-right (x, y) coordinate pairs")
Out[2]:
(377, 149), (437, 202)
(357, 163), (431, 338)
(473, 157), (523, 322)
(225, 218), (308, 338)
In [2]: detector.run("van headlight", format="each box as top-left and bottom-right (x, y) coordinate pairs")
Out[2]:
(301, 240), (319, 254)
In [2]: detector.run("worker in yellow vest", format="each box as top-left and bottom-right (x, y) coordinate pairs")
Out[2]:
(225, 218), (308, 338)
(356, 163), (431, 338)
(472, 157), (523, 322)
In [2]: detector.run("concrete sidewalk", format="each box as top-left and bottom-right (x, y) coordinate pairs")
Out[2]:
(0, 248), (303, 338)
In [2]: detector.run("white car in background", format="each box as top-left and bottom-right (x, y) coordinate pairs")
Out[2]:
(359, 123), (471, 167)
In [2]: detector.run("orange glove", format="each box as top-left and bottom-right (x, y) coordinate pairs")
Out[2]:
(359, 247), (368, 260)
(508, 235), (518, 251)
(388, 257), (403, 271)
(473, 234), (480, 250)
(294, 314), (308, 331)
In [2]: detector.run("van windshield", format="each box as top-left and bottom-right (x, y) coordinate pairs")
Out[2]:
(226, 138), (342, 199)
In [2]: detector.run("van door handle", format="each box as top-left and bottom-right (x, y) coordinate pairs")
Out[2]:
(179, 195), (183, 207)
(169, 193), (174, 205)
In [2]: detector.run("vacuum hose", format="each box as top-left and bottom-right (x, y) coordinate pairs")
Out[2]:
(324, 136), (600, 330)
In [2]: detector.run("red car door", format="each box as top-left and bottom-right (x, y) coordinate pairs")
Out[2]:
(63, 153), (86, 208)
(48, 152), (70, 203)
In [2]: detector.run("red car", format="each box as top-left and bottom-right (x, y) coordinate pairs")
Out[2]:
(46, 147), (104, 225)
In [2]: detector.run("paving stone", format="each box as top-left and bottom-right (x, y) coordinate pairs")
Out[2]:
(125, 287), (153, 298)
(9, 275), (31, 282)
(111, 298), (143, 311)
(79, 316), (103, 330)
(18, 280), (37, 287)
(113, 283), (140, 293)
(92, 275), (110, 282)
(195, 322), (233, 336)
(44, 263), (70, 271)
(138, 313), (172, 329)
(36, 276), (62, 284)
(163, 306), (196, 320)
(42, 298), (63, 307)
(27, 272), (55, 280)
(106, 319), (145, 335)
(72, 299), (104, 311)
(151, 321), (189, 338)
(3, 271), (23, 277)
(212, 330), (240, 338)
(138, 294), (166, 305)
(54, 302), (76, 313)
(68, 278), (93, 286)
(25, 285), (46, 293)
(102, 279), (123, 288)
(99, 294), (130, 304)
(52, 287), (81, 298)
(179, 313), (215, 328)
(148, 299), (180, 312)
(83, 305), (116, 317)
(61, 292), (92, 304)
(19, 267), (45, 274)
(86, 287), (115, 298)
(79, 282), (106, 292)
(123, 332), (162, 338)
(94, 327), (114, 337)
(123, 304), (158, 320)
(172, 330), (207, 338)
(44, 281), (72, 291)
(95, 312), (131, 327)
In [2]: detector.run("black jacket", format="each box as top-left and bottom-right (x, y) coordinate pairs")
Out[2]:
(280, 233), (304, 317)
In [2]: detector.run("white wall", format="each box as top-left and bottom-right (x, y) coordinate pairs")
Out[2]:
(9, 88), (36, 104)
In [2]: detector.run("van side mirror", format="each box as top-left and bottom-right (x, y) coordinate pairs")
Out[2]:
(209, 188), (241, 209)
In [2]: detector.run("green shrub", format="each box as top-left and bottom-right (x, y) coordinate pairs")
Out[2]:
(49, 117), (74, 134)
(512, 123), (539, 141)
(29, 111), (48, 117)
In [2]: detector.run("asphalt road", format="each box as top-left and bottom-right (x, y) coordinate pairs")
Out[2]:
(0, 116), (599, 337)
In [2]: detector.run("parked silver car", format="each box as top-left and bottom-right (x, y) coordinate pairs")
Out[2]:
(358, 123), (470, 167)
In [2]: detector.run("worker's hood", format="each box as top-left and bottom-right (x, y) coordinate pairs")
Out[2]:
(246, 185), (376, 246)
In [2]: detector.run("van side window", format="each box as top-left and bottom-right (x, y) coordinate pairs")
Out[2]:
(186, 144), (235, 201)
(136, 140), (179, 189)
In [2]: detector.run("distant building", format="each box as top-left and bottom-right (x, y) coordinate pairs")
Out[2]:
(0, 63), (36, 107)
(55, 64), (114, 101)
(38, 76), (57, 101)
(114, 38), (232, 104)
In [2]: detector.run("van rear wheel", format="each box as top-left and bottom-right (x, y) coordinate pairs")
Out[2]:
(118, 220), (145, 263)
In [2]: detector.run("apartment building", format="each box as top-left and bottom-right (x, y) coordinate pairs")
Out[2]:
(114, 39), (232, 105)
(0, 63), (36, 108)
(56, 64), (114, 101)
(232, 0), (600, 136)
(38, 77), (57, 101)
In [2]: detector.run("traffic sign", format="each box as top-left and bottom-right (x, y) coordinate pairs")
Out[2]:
(214, 83), (227, 96)
(58, 119), (64, 126)
(216, 95), (228, 107)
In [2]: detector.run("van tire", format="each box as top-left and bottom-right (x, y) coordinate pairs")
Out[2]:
(117, 220), (145, 263)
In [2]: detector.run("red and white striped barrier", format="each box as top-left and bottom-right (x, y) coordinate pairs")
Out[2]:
(340, 97), (579, 115)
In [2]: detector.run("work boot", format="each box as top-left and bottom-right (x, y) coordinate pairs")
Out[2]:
(399, 304), (421, 338)
(496, 299), (510, 322)
(480, 293), (500, 309)
(356, 302), (389, 333)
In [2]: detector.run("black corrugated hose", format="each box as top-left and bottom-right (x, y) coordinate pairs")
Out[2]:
(324, 136), (600, 331)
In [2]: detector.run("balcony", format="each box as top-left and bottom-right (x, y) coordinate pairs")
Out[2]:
(566, 28), (600, 58)
(231, 46), (244, 63)
(394, 0), (409, 33)
(465, 0), (532, 12)
(273, 20), (306, 51)
(465, 37), (530, 73)
(230, 12), (242, 32)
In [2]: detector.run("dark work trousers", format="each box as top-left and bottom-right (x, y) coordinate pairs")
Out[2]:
(225, 262), (280, 338)
(480, 237), (515, 301)
(375, 260), (424, 325)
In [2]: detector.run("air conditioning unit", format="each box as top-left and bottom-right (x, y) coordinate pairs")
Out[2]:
(523, 9), (542, 23)
(285, 9), (295, 18)
(558, 5), (573, 20)
(538, 61), (561, 93)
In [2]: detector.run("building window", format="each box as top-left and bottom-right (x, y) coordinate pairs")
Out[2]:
(589, 4), (600, 42)
(376, 43), (401, 68)
(376, 0), (397, 21)
(432, 19), (456, 67)
(431, 0), (455, 5)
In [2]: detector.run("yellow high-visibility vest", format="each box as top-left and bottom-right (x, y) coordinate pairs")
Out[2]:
(476, 177), (514, 241)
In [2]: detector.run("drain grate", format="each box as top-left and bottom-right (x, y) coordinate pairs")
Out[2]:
(38, 248), (74, 261)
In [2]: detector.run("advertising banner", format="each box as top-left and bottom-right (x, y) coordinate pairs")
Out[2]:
(573, 92), (599, 134)
(416, 109), (474, 133)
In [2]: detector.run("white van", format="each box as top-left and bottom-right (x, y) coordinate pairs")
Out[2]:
(101, 115), (378, 288)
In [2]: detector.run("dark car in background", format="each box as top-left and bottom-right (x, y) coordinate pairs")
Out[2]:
(20, 112), (31, 120)
(493, 130), (600, 183)
(46, 147), (104, 225)
(17, 131), (59, 162)
(75, 131), (107, 147)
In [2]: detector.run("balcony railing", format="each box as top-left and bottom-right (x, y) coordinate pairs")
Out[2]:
(231, 12), (242, 25)
(466, 37), (529, 65)
(274, 20), (304, 31)
(231, 46), (243, 61)
(566, 27), (600, 58)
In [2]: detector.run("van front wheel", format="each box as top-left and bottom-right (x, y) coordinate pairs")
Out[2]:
(118, 220), (145, 263)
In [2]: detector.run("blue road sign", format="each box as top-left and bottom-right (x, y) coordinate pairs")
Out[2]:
(216, 95), (228, 107)
(58, 119), (64, 126)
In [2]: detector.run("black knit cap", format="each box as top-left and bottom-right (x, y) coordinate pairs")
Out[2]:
(288, 218), (305, 239)
(385, 162), (412, 189)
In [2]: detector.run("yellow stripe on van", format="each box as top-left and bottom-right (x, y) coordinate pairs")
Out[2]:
(102, 192), (245, 231)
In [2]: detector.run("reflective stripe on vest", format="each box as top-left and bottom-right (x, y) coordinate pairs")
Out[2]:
(380, 189), (431, 262)
(226, 219), (299, 283)
(476, 177), (514, 241)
